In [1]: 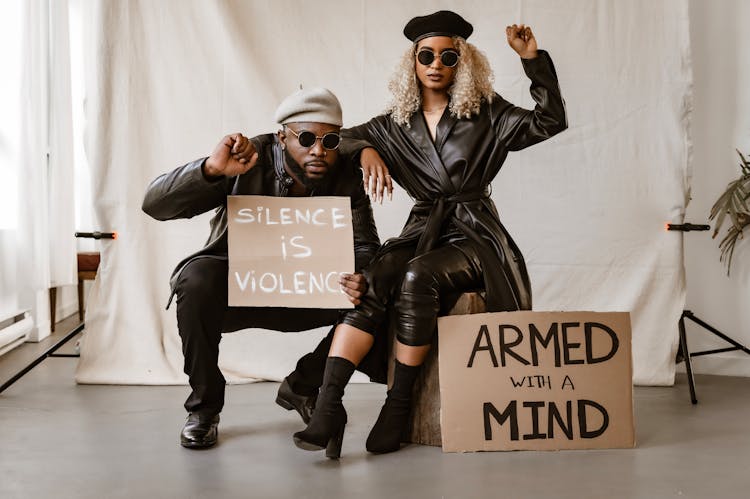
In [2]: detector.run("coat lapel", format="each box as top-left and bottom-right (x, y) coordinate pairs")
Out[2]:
(435, 110), (458, 154)
(407, 111), (457, 192)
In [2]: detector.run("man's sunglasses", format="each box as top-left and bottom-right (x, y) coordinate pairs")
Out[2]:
(416, 49), (460, 68)
(285, 127), (341, 150)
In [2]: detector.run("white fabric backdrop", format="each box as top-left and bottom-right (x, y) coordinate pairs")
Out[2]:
(75, 0), (692, 386)
(0, 0), (77, 340)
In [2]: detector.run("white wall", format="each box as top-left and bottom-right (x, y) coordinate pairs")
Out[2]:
(53, 285), (80, 324)
(683, 0), (750, 375)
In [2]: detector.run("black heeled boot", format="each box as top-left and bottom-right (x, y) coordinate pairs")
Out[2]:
(293, 356), (355, 459)
(277, 326), (334, 423)
(366, 359), (421, 454)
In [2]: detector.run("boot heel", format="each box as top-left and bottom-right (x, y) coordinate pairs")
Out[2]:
(275, 396), (294, 411)
(325, 423), (345, 459)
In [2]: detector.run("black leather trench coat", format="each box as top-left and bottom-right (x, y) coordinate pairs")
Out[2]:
(342, 51), (567, 312)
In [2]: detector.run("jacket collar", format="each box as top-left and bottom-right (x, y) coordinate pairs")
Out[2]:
(407, 109), (458, 192)
(272, 139), (339, 196)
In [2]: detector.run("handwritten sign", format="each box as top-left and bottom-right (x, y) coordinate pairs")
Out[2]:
(438, 311), (634, 452)
(227, 195), (354, 308)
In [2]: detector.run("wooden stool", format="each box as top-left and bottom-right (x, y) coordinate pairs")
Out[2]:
(48, 252), (100, 330)
(387, 292), (486, 446)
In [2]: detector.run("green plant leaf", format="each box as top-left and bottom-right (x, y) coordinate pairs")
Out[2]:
(711, 148), (750, 274)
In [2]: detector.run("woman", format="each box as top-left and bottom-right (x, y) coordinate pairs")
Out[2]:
(293, 10), (567, 458)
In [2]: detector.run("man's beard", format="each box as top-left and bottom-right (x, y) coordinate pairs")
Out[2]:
(284, 150), (331, 190)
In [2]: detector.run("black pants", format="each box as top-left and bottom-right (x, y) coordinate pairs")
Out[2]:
(174, 257), (339, 417)
(341, 241), (484, 346)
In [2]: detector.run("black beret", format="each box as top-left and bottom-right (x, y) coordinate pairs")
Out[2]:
(403, 10), (473, 43)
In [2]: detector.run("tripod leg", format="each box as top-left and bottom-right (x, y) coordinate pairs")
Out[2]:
(678, 313), (698, 404)
(683, 311), (750, 355)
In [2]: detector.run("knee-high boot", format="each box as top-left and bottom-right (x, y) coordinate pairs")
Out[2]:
(366, 359), (421, 454)
(293, 356), (355, 459)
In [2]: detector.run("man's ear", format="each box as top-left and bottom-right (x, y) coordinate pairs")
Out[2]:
(277, 129), (287, 150)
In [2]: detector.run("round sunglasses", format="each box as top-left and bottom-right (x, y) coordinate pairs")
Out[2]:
(416, 49), (460, 68)
(285, 127), (341, 150)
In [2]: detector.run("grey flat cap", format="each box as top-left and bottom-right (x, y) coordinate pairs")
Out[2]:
(274, 87), (343, 126)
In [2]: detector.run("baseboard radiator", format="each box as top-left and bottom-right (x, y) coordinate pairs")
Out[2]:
(0, 311), (33, 357)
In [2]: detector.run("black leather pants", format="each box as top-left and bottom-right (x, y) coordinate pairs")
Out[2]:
(341, 240), (484, 346)
(174, 257), (339, 416)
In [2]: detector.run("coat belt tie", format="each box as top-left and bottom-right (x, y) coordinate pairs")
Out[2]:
(412, 190), (489, 255)
(411, 189), (525, 311)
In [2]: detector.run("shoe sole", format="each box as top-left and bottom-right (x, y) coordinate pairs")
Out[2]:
(180, 431), (218, 449)
(293, 436), (325, 451)
(180, 439), (217, 449)
(293, 426), (344, 459)
(366, 445), (402, 454)
(275, 396), (295, 411)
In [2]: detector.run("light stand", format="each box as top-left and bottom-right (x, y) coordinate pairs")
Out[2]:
(669, 223), (750, 404)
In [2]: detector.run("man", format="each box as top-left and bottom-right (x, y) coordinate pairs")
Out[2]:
(142, 87), (383, 449)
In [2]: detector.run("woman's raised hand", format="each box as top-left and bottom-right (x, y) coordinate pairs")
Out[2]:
(506, 24), (538, 59)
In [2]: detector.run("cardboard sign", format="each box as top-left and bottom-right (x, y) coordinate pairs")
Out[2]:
(438, 311), (634, 452)
(227, 195), (354, 308)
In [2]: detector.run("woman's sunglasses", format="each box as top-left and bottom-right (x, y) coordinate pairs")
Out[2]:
(416, 49), (460, 68)
(285, 127), (341, 150)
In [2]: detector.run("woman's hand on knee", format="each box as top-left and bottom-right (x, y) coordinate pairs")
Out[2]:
(339, 273), (368, 306)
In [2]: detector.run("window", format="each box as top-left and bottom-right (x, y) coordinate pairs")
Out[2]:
(0, 0), (22, 230)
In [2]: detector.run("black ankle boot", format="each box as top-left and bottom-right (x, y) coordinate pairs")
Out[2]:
(276, 377), (317, 424)
(278, 327), (332, 421)
(366, 360), (421, 454)
(293, 357), (355, 459)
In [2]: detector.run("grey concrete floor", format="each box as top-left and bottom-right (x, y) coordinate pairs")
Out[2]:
(1, 320), (750, 499)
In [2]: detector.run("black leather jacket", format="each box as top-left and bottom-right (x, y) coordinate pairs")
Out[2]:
(142, 133), (380, 307)
(342, 51), (567, 312)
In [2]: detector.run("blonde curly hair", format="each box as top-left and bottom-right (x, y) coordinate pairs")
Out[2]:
(387, 37), (495, 126)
